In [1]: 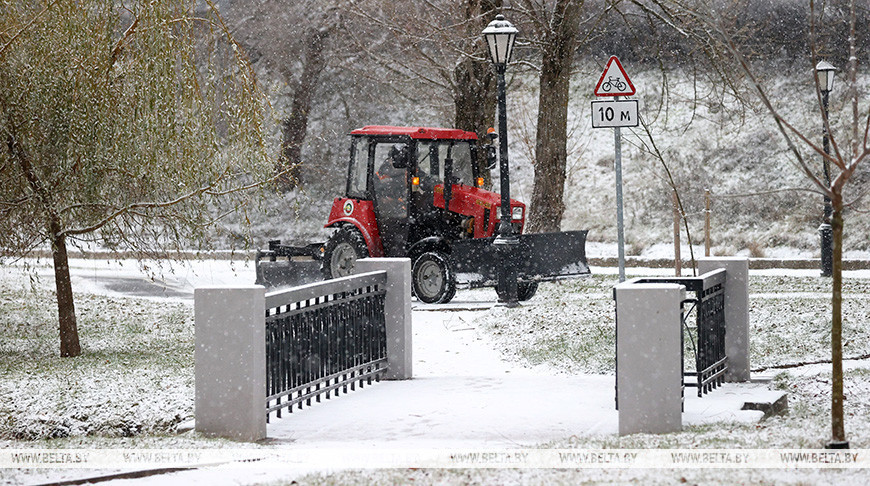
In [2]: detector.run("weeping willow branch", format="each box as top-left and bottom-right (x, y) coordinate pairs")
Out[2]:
(108, 16), (139, 73)
(0, 0), (59, 58)
(62, 164), (294, 237)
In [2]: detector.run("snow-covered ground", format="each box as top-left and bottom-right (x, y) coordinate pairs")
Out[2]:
(2, 258), (870, 485)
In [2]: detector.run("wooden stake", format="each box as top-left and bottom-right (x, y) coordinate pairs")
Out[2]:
(705, 189), (712, 257)
(673, 190), (681, 276)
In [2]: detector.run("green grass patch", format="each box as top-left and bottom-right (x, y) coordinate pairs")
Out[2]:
(0, 283), (194, 441)
(476, 273), (870, 376)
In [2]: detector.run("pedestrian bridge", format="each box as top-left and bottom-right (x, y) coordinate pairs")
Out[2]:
(266, 306), (781, 448)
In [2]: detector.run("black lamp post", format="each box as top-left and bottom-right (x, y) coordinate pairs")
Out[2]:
(816, 61), (836, 278)
(483, 14), (520, 305)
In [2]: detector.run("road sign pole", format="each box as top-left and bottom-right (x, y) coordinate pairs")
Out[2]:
(592, 56), (633, 282)
(614, 97), (626, 282)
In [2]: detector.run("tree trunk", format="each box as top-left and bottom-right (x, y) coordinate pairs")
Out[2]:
(8, 131), (81, 357)
(454, 0), (501, 185)
(527, 52), (570, 233)
(831, 199), (845, 442)
(454, 56), (497, 182)
(50, 223), (81, 358)
(277, 28), (328, 192)
(526, 0), (582, 234)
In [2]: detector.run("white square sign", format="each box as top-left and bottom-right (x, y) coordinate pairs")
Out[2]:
(591, 100), (639, 128)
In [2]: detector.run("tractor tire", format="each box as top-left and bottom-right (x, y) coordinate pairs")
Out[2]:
(517, 281), (539, 301)
(412, 252), (456, 304)
(321, 226), (369, 279)
(496, 280), (539, 302)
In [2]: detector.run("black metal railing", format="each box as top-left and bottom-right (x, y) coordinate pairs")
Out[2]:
(633, 269), (727, 397)
(264, 271), (388, 420)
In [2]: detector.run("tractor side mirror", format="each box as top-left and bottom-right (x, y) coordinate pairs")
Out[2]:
(486, 128), (498, 170)
(389, 144), (409, 169)
(486, 144), (497, 170)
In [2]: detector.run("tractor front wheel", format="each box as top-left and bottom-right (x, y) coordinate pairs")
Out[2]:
(412, 252), (456, 304)
(321, 226), (368, 279)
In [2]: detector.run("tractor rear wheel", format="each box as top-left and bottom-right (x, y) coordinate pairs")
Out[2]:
(321, 226), (368, 279)
(496, 280), (539, 302)
(412, 252), (456, 304)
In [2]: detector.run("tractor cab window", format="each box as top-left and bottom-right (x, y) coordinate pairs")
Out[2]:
(372, 142), (409, 218)
(372, 141), (410, 256)
(416, 141), (443, 188)
(415, 141), (474, 186)
(347, 136), (369, 199)
(448, 142), (473, 186)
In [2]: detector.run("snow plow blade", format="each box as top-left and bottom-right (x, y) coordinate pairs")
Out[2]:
(255, 240), (325, 290)
(448, 230), (590, 286)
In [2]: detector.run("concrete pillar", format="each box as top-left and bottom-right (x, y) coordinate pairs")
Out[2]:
(699, 257), (750, 382)
(354, 258), (413, 380)
(194, 286), (266, 441)
(615, 282), (684, 436)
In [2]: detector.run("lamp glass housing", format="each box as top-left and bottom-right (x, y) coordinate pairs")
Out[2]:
(815, 61), (837, 92)
(482, 15), (518, 65)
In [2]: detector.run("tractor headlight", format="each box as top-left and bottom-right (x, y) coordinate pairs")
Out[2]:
(511, 206), (523, 221)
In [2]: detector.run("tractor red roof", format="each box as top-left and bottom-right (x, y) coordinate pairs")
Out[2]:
(350, 126), (478, 141)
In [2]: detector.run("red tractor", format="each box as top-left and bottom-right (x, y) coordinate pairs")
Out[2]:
(256, 125), (589, 303)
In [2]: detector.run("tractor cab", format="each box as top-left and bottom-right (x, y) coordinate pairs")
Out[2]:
(330, 126), (526, 263)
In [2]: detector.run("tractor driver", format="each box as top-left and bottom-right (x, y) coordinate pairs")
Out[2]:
(373, 143), (410, 254)
(376, 144), (407, 181)
(374, 143), (409, 210)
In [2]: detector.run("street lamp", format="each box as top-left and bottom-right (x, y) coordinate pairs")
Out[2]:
(483, 14), (520, 305)
(816, 61), (836, 277)
(483, 14), (518, 66)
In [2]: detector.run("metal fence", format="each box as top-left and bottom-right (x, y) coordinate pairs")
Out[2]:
(632, 269), (727, 397)
(264, 271), (389, 420)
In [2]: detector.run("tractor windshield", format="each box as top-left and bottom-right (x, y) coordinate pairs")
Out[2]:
(450, 142), (474, 185)
(416, 141), (474, 186)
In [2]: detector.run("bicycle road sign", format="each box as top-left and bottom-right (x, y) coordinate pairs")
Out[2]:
(594, 56), (635, 97)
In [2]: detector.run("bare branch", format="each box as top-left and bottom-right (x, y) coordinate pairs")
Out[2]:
(849, 0), (860, 162)
(636, 113), (697, 275)
(0, 195), (31, 209)
(712, 18), (830, 194)
(809, 0), (846, 171)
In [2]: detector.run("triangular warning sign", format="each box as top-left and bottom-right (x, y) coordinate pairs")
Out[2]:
(594, 56), (635, 97)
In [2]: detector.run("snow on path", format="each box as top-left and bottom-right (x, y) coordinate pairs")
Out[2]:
(264, 307), (772, 450)
(265, 309), (615, 449)
(85, 305), (776, 486)
(3, 258), (784, 485)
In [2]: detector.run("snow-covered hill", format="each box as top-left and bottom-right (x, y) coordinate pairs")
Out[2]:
(235, 63), (870, 259)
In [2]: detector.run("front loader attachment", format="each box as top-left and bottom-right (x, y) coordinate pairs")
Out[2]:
(255, 240), (325, 290)
(448, 230), (590, 287)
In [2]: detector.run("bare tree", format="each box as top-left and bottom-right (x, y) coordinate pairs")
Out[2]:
(346, 0), (503, 168)
(0, 1), (270, 357)
(454, 1), (504, 144)
(658, 0), (866, 446)
(512, 0), (602, 233)
(228, 0), (341, 191)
